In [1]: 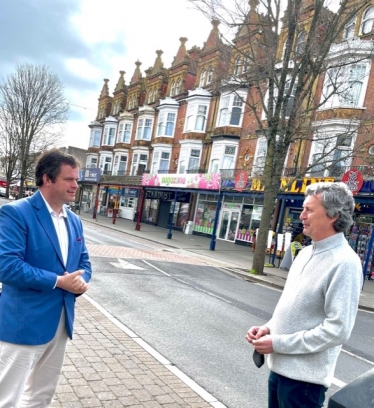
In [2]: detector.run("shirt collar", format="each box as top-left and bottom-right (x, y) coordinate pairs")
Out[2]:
(39, 192), (67, 218)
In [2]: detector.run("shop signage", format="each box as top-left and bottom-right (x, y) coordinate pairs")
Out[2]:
(145, 190), (174, 200)
(235, 171), (248, 192)
(121, 187), (138, 198)
(142, 173), (221, 190)
(223, 176), (336, 192)
(341, 170), (364, 195)
(107, 186), (121, 195)
(79, 168), (101, 183)
(222, 203), (241, 210)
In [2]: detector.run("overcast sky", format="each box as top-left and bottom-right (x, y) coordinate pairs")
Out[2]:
(0, 0), (214, 149)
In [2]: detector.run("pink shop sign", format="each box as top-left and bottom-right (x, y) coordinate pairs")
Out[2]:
(142, 173), (221, 189)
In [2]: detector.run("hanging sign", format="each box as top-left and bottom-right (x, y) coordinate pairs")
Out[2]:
(341, 169), (364, 195)
(235, 171), (248, 192)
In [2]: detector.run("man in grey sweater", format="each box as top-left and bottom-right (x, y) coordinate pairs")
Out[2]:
(246, 182), (362, 408)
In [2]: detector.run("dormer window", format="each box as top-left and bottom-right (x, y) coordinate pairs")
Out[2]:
(128, 95), (136, 110)
(148, 89), (154, 104)
(207, 67), (214, 84)
(362, 7), (374, 34)
(343, 17), (356, 39)
(199, 69), (206, 87)
(296, 31), (306, 56)
(170, 81), (176, 96)
(176, 78), (181, 94)
(234, 56), (242, 75)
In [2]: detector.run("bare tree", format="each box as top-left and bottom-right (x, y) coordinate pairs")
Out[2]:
(190, 0), (374, 273)
(0, 63), (68, 198)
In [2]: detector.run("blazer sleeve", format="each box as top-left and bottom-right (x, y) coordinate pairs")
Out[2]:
(0, 204), (64, 291)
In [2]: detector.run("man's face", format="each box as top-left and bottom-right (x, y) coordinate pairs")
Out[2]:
(300, 194), (337, 241)
(44, 164), (79, 207)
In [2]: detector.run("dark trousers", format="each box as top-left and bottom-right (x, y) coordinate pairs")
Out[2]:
(268, 371), (328, 408)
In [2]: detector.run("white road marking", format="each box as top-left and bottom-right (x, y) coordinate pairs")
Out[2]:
(143, 261), (232, 304)
(142, 260), (171, 276)
(110, 258), (145, 270)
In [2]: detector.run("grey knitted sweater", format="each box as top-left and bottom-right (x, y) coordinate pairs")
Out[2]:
(266, 232), (362, 387)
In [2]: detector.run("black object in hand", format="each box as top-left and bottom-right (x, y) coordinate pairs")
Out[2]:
(253, 350), (265, 368)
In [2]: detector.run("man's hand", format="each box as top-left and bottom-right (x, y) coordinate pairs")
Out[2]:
(246, 325), (270, 343)
(56, 270), (89, 294)
(252, 335), (274, 354)
(246, 326), (273, 354)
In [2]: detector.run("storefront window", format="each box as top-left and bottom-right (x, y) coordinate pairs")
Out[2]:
(194, 195), (217, 234)
(236, 205), (262, 242)
(143, 199), (160, 223)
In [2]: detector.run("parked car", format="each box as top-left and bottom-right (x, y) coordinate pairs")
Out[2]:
(0, 187), (6, 197)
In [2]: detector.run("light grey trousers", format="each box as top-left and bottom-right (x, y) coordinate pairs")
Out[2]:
(0, 310), (68, 408)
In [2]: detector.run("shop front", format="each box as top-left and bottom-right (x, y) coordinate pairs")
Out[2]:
(142, 189), (191, 230)
(119, 187), (138, 220)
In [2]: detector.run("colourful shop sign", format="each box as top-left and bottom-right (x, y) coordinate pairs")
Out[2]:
(142, 173), (221, 190)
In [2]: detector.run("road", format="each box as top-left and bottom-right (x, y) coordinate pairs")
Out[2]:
(83, 222), (374, 407)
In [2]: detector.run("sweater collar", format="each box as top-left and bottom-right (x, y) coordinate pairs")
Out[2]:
(312, 232), (345, 252)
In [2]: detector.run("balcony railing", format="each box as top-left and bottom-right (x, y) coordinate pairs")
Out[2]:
(101, 169), (146, 177)
(283, 165), (374, 178)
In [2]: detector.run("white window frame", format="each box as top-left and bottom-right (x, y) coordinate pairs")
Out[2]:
(117, 122), (132, 143)
(136, 117), (153, 141)
(252, 136), (267, 177)
(113, 153), (128, 175)
(199, 69), (206, 87)
(217, 91), (247, 127)
(89, 128), (101, 148)
(157, 111), (176, 137)
(209, 142), (238, 174)
(183, 89), (211, 133)
(343, 17), (356, 39)
(178, 142), (202, 173)
(308, 122), (358, 177)
(322, 62), (370, 109)
(207, 67), (213, 84)
(131, 151), (148, 175)
(99, 154), (113, 174)
(170, 80), (176, 96)
(361, 6), (374, 35)
(184, 103), (208, 132)
(151, 146), (172, 173)
(176, 78), (181, 94)
(86, 155), (98, 168)
(234, 56), (242, 75)
(103, 125), (116, 146)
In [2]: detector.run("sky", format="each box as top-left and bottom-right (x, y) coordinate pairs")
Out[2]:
(0, 0), (214, 149)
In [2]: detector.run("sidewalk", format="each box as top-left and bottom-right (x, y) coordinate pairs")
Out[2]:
(52, 295), (223, 408)
(78, 210), (374, 312)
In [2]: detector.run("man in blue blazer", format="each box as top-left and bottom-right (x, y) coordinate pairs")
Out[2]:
(0, 149), (92, 407)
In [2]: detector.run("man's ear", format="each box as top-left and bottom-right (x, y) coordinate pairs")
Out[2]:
(42, 174), (51, 186)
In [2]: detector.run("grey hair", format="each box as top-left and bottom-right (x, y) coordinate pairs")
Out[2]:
(305, 182), (355, 233)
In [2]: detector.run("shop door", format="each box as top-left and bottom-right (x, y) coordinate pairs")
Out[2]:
(218, 210), (240, 241)
(158, 200), (171, 228)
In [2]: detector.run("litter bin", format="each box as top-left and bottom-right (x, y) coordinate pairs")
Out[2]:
(184, 221), (194, 235)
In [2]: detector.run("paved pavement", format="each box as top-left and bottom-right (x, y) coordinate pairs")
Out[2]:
(51, 210), (374, 407)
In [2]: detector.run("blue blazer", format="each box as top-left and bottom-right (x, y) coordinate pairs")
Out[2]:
(0, 191), (91, 345)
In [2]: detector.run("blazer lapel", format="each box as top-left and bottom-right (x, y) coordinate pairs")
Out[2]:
(33, 192), (65, 268)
